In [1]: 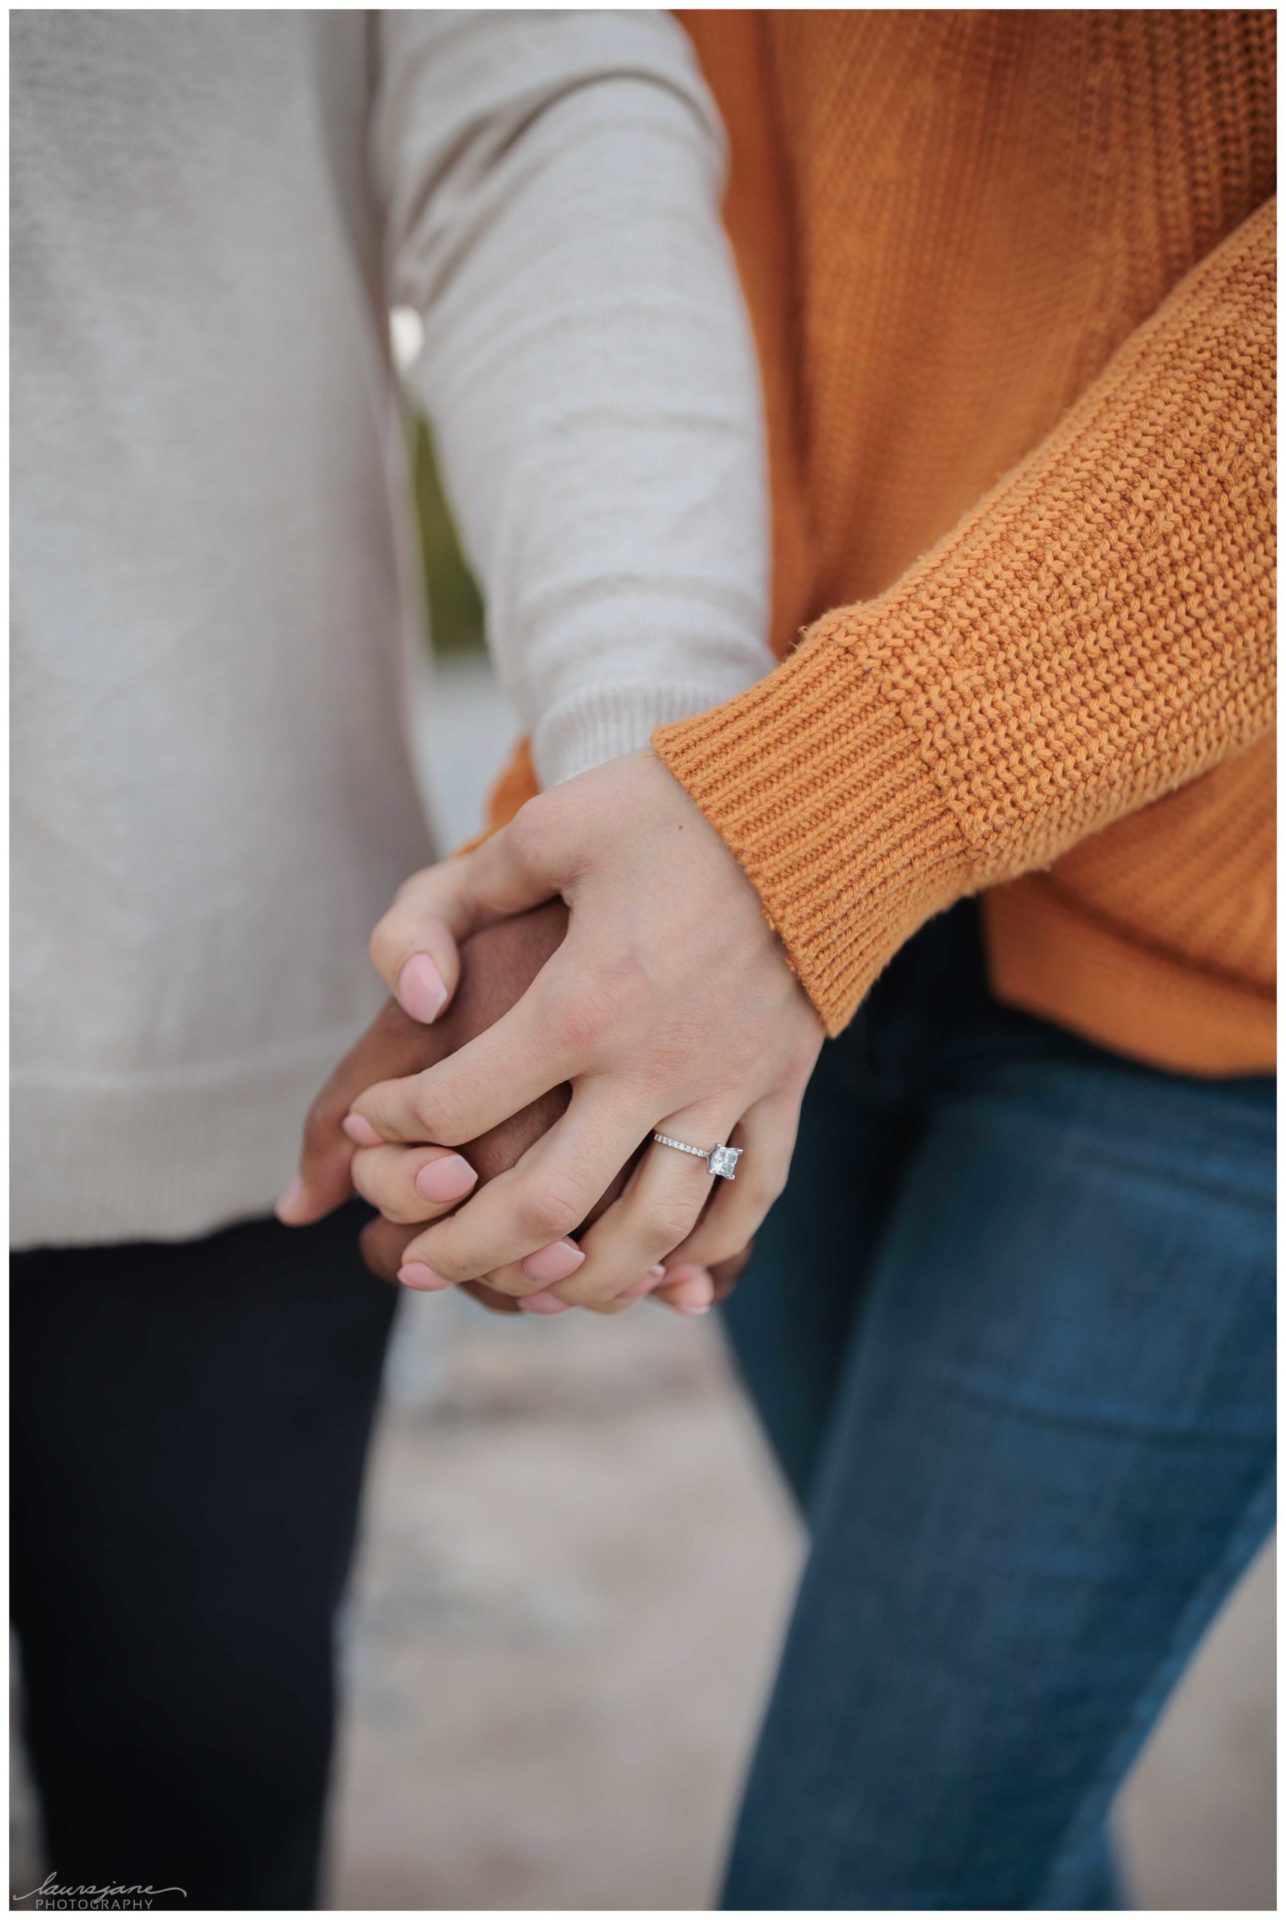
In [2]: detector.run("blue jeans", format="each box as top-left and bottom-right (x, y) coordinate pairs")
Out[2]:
(722, 904), (1274, 1910)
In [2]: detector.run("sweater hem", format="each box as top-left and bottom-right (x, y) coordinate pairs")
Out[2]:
(984, 877), (1276, 1077)
(11, 1028), (375, 1249)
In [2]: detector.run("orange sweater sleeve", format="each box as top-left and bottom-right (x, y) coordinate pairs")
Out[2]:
(652, 199), (1277, 1036)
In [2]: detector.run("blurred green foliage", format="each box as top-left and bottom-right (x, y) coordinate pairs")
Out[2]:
(411, 418), (485, 658)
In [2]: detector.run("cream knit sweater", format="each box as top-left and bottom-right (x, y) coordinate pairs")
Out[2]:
(11, 11), (769, 1247)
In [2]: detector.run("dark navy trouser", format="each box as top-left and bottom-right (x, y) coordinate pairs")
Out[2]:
(722, 903), (1275, 1909)
(12, 1204), (397, 1910)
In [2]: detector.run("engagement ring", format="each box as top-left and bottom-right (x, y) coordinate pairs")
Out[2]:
(652, 1133), (742, 1180)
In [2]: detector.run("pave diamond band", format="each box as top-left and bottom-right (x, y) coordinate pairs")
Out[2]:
(652, 1133), (742, 1180)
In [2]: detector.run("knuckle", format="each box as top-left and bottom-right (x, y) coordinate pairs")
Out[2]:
(586, 948), (647, 1027)
(647, 1193), (699, 1249)
(552, 1006), (600, 1062)
(347, 1152), (378, 1203)
(390, 866), (436, 915)
(369, 1181), (426, 1228)
(545, 985), (608, 1059)
(546, 1000), (600, 1060)
(546, 953), (644, 1058)
(410, 1075), (466, 1145)
(515, 1179), (586, 1243)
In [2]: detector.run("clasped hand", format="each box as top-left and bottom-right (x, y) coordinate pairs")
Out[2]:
(287, 753), (822, 1317)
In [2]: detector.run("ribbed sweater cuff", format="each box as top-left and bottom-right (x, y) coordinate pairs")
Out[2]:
(651, 633), (971, 1034)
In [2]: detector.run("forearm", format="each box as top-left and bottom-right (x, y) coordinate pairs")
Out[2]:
(654, 199), (1276, 1033)
(377, 12), (771, 788)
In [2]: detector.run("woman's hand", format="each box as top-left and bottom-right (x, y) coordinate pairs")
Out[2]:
(282, 902), (726, 1318)
(346, 752), (823, 1308)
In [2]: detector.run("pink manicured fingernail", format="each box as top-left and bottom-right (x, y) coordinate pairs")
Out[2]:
(518, 1291), (572, 1315)
(649, 1264), (667, 1278)
(521, 1238), (586, 1284)
(397, 1262), (453, 1291)
(399, 953), (448, 1024)
(275, 1175), (306, 1225)
(414, 1154), (478, 1204)
(343, 1114), (381, 1147)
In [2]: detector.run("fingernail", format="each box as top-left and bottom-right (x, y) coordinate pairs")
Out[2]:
(397, 1262), (453, 1291)
(342, 1114), (381, 1148)
(649, 1264), (667, 1278)
(521, 1237), (586, 1284)
(414, 1154), (478, 1204)
(399, 952), (448, 1024)
(275, 1175), (307, 1225)
(518, 1291), (572, 1316)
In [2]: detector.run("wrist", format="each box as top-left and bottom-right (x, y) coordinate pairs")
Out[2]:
(651, 630), (971, 1034)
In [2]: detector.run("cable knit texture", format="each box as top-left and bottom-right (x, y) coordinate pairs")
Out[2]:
(484, 13), (1275, 1071)
(651, 11), (1278, 1068)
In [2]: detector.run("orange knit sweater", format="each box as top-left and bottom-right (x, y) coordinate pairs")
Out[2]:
(491, 11), (1277, 1075)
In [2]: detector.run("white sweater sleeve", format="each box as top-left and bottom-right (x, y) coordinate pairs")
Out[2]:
(371, 9), (771, 789)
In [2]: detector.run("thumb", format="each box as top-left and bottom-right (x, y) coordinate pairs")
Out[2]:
(370, 823), (556, 1025)
(368, 859), (472, 1025)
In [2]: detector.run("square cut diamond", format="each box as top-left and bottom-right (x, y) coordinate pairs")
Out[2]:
(707, 1145), (742, 1180)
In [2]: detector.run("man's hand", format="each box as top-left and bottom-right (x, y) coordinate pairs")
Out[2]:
(280, 903), (571, 1232)
(281, 902), (737, 1316)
